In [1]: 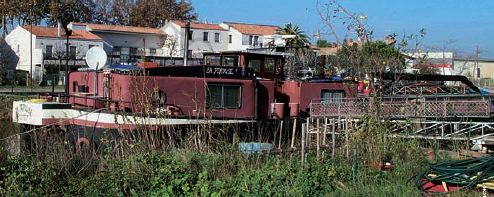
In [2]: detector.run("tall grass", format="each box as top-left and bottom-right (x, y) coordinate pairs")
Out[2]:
(0, 146), (431, 196)
(0, 111), (439, 196)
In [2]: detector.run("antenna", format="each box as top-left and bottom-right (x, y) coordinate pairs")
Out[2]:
(85, 47), (107, 96)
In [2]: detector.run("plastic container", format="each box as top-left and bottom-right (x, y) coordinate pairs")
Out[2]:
(272, 103), (285, 119)
(239, 142), (274, 153)
(289, 103), (299, 117)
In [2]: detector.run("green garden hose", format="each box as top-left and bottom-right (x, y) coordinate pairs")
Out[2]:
(414, 156), (494, 195)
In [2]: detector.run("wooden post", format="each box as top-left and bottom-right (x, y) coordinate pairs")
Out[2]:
(441, 123), (444, 137)
(345, 118), (349, 159)
(307, 118), (311, 148)
(338, 116), (341, 130)
(291, 118), (297, 148)
(323, 117), (328, 146)
(316, 118), (321, 162)
(278, 120), (283, 149)
(332, 118), (336, 158)
(301, 123), (306, 166)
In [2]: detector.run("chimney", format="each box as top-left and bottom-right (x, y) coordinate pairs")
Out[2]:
(57, 20), (62, 37)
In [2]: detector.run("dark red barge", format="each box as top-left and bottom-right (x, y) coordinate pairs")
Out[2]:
(13, 51), (355, 130)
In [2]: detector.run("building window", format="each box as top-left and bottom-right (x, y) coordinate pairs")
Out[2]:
(229, 35), (232, 44)
(214, 33), (220, 42)
(45, 45), (53, 58)
(188, 30), (193, 40)
(187, 50), (192, 58)
(203, 32), (209, 41)
(265, 58), (275, 73)
(205, 55), (221, 65)
(249, 36), (253, 45)
(130, 47), (138, 56)
(248, 59), (261, 72)
(321, 90), (345, 102)
(89, 44), (96, 49)
(253, 36), (259, 46)
(69, 46), (77, 59)
(112, 46), (121, 55)
(222, 56), (239, 67)
(150, 48), (156, 55)
(206, 84), (242, 109)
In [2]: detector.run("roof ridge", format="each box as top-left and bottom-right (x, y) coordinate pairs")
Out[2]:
(87, 23), (159, 30)
(223, 21), (279, 27)
(21, 25), (102, 40)
(170, 20), (226, 31)
(172, 20), (222, 26)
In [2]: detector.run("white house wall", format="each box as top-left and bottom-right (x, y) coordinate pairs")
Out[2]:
(5, 27), (37, 72)
(5, 26), (107, 82)
(90, 31), (166, 56)
(219, 23), (277, 51)
(219, 23), (246, 51)
(188, 28), (228, 57)
(35, 37), (103, 60)
(162, 22), (228, 58)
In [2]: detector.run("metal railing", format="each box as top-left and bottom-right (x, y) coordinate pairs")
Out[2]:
(310, 97), (491, 118)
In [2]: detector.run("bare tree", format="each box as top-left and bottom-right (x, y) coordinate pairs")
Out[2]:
(157, 35), (179, 57)
(316, 0), (371, 45)
(129, 0), (197, 27)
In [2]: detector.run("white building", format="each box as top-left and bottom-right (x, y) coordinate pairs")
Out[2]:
(70, 23), (169, 65)
(406, 51), (454, 75)
(5, 25), (103, 83)
(161, 21), (228, 58)
(219, 22), (280, 50)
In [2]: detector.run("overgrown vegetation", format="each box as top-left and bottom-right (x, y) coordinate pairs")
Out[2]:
(0, 144), (430, 196)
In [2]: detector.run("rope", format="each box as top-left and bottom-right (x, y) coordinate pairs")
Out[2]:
(0, 108), (104, 142)
(414, 156), (494, 195)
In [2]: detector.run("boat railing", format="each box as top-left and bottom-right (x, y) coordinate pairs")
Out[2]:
(310, 97), (492, 118)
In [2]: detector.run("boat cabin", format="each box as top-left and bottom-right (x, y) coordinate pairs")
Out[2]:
(203, 51), (286, 79)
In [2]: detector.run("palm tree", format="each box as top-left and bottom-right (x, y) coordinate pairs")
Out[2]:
(276, 23), (310, 48)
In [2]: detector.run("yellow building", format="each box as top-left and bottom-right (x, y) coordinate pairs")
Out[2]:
(454, 57), (494, 87)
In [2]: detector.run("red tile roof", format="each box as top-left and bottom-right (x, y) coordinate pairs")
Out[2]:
(22, 26), (102, 40)
(224, 22), (279, 35)
(72, 22), (165, 35)
(171, 21), (226, 31)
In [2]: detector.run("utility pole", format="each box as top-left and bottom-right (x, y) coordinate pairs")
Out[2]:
(65, 29), (71, 96)
(183, 21), (190, 66)
(475, 46), (480, 86)
(2, 0), (6, 38)
(29, 1), (33, 88)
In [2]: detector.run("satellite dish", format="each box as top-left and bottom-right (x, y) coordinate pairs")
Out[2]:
(85, 47), (107, 70)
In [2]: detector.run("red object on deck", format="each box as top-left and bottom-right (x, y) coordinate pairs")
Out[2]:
(139, 61), (158, 68)
(272, 103), (285, 119)
(357, 81), (364, 93)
